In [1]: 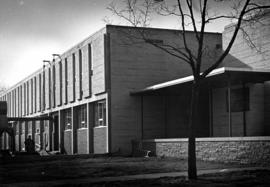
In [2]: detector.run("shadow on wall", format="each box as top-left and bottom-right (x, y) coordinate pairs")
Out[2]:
(221, 53), (252, 68)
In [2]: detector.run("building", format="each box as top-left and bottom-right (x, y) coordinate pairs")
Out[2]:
(1, 19), (270, 162)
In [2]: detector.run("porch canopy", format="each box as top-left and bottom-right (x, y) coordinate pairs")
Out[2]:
(130, 67), (270, 96)
(130, 67), (270, 138)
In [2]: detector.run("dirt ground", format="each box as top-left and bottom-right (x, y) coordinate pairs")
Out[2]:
(88, 170), (270, 187)
(0, 154), (269, 186)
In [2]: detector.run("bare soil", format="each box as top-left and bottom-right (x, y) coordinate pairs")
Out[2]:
(88, 170), (270, 187)
(0, 154), (268, 186)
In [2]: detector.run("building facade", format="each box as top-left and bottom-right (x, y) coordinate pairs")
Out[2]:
(1, 17), (270, 159)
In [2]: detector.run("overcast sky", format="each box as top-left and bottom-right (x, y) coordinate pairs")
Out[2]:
(0, 0), (230, 88)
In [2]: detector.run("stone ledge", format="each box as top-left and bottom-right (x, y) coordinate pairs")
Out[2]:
(142, 136), (270, 143)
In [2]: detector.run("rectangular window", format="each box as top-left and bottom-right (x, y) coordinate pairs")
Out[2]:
(26, 81), (29, 114)
(30, 79), (33, 114)
(95, 100), (106, 127)
(227, 87), (249, 112)
(35, 122), (40, 134)
(33, 77), (37, 113)
(28, 122), (32, 134)
(16, 123), (19, 135)
(52, 64), (56, 107)
(78, 104), (87, 128)
(22, 123), (25, 134)
(58, 61), (62, 106)
(79, 49), (82, 99)
(65, 58), (68, 104)
(72, 53), (76, 101)
(64, 109), (72, 130)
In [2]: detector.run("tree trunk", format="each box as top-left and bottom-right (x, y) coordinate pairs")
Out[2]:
(188, 81), (200, 179)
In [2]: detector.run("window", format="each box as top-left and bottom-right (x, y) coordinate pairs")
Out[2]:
(52, 64), (56, 107)
(78, 104), (87, 128)
(95, 100), (106, 127)
(16, 123), (19, 135)
(28, 123), (32, 134)
(22, 123), (25, 134)
(227, 87), (249, 112)
(64, 109), (72, 130)
(79, 49), (82, 98)
(36, 122), (40, 134)
(64, 58), (68, 103)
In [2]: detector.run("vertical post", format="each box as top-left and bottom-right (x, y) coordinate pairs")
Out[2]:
(58, 110), (64, 153)
(141, 96), (144, 140)
(87, 103), (94, 154)
(40, 120), (44, 150)
(32, 120), (35, 145)
(163, 96), (167, 138)
(227, 79), (232, 137)
(242, 83), (247, 136)
(71, 107), (77, 154)
(208, 86), (213, 137)
(43, 65), (45, 112)
(48, 114), (53, 151)
(18, 122), (21, 151)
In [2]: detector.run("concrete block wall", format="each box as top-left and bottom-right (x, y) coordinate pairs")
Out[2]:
(64, 130), (72, 154)
(77, 128), (88, 154)
(142, 137), (270, 165)
(108, 26), (222, 153)
(93, 126), (107, 154)
(223, 12), (270, 69)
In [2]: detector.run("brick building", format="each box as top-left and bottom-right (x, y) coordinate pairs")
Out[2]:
(1, 19), (270, 161)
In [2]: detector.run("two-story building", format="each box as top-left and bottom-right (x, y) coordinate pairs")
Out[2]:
(1, 17), (270, 163)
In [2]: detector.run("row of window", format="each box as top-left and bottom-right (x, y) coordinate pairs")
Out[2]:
(13, 98), (102, 134)
(0, 44), (93, 117)
(64, 100), (107, 130)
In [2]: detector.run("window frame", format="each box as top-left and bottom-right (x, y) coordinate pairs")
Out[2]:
(64, 109), (72, 130)
(78, 104), (87, 129)
(95, 100), (107, 127)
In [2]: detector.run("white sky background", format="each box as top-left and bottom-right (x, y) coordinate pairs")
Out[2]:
(0, 0), (234, 88)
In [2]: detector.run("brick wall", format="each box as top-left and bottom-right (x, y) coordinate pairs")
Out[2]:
(77, 128), (88, 154)
(93, 127), (107, 154)
(142, 137), (270, 164)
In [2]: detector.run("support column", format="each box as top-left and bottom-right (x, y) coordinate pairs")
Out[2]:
(163, 96), (167, 138)
(58, 110), (64, 153)
(25, 121), (28, 141)
(87, 103), (94, 154)
(18, 121), (21, 151)
(48, 115), (53, 151)
(242, 83), (247, 136)
(208, 86), (213, 137)
(227, 79), (232, 137)
(32, 120), (35, 144)
(40, 120), (44, 150)
(71, 107), (77, 154)
(141, 96), (144, 140)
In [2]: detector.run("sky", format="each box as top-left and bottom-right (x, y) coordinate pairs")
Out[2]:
(0, 0), (232, 88)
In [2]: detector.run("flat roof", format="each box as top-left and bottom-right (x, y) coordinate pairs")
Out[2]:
(130, 67), (270, 95)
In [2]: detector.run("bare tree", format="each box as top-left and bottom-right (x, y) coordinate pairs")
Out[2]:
(108, 0), (270, 179)
(0, 84), (8, 95)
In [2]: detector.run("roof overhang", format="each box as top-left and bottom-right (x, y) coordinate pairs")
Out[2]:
(130, 67), (270, 96)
